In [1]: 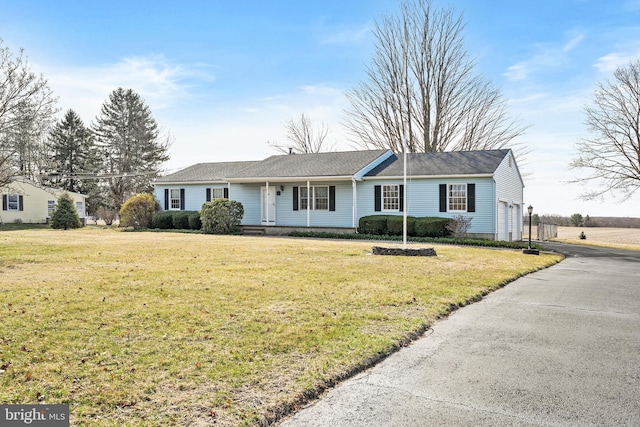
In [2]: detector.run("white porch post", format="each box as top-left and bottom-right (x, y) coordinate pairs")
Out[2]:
(265, 181), (269, 225)
(352, 178), (357, 229)
(306, 180), (311, 227)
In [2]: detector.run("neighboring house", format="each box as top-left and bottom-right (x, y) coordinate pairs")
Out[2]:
(0, 178), (87, 225)
(153, 149), (524, 241)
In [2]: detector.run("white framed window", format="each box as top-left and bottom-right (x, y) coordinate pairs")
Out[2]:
(314, 186), (329, 210)
(7, 194), (19, 211)
(382, 185), (399, 211)
(170, 189), (181, 210)
(212, 188), (224, 199)
(48, 200), (55, 217)
(299, 186), (309, 210)
(75, 201), (84, 217)
(298, 186), (329, 211)
(448, 184), (467, 211)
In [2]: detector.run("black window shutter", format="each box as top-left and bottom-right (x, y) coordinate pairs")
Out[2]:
(293, 186), (299, 211)
(18, 195), (24, 211)
(439, 184), (447, 212)
(374, 185), (381, 212)
(223, 187), (229, 199)
(467, 184), (475, 212)
(399, 185), (404, 212)
(180, 189), (185, 210)
(206, 188), (211, 202)
(164, 189), (169, 210)
(329, 186), (336, 211)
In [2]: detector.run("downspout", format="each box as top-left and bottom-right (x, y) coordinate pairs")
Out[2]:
(352, 178), (357, 229)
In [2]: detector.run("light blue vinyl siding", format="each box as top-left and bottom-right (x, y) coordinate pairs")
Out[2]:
(234, 181), (355, 227)
(154, 184), (229, 211)
(231, 183), (262, 225)
(284, 181), (354, 228)
(357, 178), (496, 234)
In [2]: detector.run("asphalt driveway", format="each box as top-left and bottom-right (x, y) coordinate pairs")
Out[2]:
(279, 243), (640, 426)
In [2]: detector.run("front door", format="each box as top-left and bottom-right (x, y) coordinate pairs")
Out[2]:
(261, 186), (276, 225)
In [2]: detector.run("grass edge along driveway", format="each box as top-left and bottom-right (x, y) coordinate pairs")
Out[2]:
(0, 228), (562, 426)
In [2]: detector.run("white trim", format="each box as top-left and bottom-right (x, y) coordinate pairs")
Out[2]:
(381, 184), (401, 212)
(352, 178), (357, 228)
(363, 173), (493, 181)
(447, 183), (468, 213)
(227, 175), (358, 183)
(306, 181), (310, 227)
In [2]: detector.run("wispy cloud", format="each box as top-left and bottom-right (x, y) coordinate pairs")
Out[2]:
(503, 32), (586, 81)
(594, 44), (640, 73)
(44, 55), (214, 120)
(318, 25), (372, 45)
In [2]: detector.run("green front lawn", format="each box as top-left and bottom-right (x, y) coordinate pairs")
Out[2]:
(0, 228), (561, 426)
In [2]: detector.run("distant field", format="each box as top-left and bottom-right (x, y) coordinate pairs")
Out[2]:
(532, 226), (640, 249)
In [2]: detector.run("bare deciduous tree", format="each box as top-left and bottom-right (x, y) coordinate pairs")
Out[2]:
(0, 38), (57, 187)
(343, 0), (526, 154)
(571, 59), (640, 201)
(268, 113), (333, 154)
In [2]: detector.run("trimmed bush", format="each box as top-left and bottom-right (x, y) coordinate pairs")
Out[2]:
(200, 199), (244, 234)
(188, 212), (202, 230)
(414, 217), (450, 237)
(386, 216), (416, 236)
(359, 215), (391, 235)
(152, 212), (174, 229)
(173, 212), (191, 230)
(119, 193), (159, 229)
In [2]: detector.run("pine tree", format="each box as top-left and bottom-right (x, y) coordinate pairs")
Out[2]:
(50, 193), (82, 230)
(92, 88), (170, 211)
(47, 110), (102, 215)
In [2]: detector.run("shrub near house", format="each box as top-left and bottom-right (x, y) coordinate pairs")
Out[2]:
(200, 199), (244, 234)
(119, 194), (159, 229)
(358, 215), (450, 237)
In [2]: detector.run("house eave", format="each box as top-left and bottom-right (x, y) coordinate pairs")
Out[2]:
(153, 180), (228, 186)
(227, 175), (355, 183)
(363, 173), (494, 180)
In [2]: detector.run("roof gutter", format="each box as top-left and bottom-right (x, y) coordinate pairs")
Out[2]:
(362, 173), (494, 180)
(226, 175), (355, 183)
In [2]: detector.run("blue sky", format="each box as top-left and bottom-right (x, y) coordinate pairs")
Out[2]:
(2, 0), (640, 217)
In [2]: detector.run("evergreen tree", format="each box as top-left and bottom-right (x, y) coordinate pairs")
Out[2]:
(50, 193), (82, 230)
(92, 88), (170, 211)
(47, 109), (102, 213)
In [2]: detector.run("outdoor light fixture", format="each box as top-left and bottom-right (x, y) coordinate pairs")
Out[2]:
(523, 205), (539, 255)
(280, 185), (284, 191)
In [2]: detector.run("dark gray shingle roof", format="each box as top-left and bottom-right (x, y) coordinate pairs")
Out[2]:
(365, 149), (511, 177)
(227, 150), (390, 179)
(155, 161), (259, 183)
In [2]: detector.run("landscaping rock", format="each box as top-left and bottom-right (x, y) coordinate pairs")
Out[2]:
(372, 246), (437, 257)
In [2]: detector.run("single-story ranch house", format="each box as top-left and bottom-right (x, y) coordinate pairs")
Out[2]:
(1, 178), (87, 225)
(153, 149), (524, 241)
